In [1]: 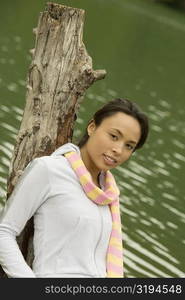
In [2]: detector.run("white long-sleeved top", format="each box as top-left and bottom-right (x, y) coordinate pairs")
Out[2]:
(0, 143), (112, 278)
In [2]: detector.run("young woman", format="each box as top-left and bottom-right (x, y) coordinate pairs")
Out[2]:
(0, 98), (149, 278)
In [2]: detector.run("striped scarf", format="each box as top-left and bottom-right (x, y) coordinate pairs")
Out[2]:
(64, 151), (124, 278)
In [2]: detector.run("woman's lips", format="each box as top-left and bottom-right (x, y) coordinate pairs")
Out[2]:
(103, 154), (117, 166)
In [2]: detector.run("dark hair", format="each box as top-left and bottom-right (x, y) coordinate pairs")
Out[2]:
(78, 98), (149, 151)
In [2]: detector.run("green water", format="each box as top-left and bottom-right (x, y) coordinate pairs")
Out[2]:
(0, 0), (185, 277)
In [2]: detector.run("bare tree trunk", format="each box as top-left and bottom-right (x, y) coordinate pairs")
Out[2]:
(0, 2), (106, 277)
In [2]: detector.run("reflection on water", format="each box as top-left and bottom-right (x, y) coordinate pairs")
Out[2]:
(116, 0), (185, 32)
(120, 99), (185, 277)
(0, 105), (22, 203)
(0, 0), (185, 278)
(117, 96), (185, 277)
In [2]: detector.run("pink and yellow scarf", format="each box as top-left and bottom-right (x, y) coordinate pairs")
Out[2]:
(64, 151), (123, 278)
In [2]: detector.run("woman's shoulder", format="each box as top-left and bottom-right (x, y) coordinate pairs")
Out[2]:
(27, 143), (77, 176)
(31, 155), (74, 182)
(33, 154), (68, 168)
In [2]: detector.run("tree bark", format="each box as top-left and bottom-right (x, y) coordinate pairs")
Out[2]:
(0, 2), (106, 277)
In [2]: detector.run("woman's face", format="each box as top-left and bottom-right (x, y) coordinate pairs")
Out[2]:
(81, 112), (141, 175)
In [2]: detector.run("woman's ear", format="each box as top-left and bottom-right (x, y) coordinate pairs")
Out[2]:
(87, 119), (96, 136)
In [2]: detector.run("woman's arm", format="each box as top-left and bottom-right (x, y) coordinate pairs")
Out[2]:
(0, 158), (50, 278)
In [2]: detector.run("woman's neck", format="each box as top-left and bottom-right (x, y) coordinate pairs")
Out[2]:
(80, 146), (100, 187)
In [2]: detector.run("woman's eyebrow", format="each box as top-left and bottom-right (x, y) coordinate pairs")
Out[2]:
(111, 128), (137, 145)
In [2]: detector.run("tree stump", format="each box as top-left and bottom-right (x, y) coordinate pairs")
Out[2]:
(0, 2), (106, 277)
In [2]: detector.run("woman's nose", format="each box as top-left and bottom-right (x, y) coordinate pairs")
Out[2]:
(112, 142), (123, 155)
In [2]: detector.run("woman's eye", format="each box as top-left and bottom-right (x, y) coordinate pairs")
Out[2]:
(126, 144), (134, 150)
(110, 133), (118, 140)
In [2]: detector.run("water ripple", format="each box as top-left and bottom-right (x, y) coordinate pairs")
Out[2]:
(125, 236), (184, 277)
